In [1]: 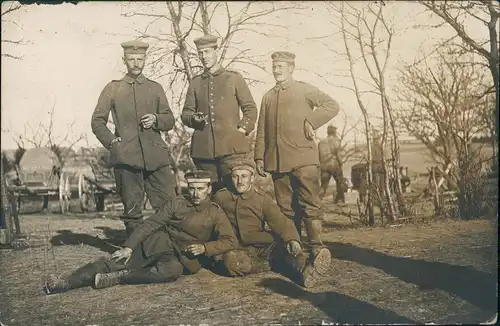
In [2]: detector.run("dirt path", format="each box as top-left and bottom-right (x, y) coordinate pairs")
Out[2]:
(0, 213), (497, 326)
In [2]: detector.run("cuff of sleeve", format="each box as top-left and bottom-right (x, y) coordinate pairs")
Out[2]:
(203, 242), (216, 256)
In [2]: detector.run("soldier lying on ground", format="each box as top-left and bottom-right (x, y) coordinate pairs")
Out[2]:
(213, 159), (332, 288)
(44, 170), (238, 294)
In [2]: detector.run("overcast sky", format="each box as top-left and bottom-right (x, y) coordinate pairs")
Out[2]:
(0, 1), (490, 150)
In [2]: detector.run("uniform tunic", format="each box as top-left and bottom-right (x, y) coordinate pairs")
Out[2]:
(91, 74), (175, 171)
(254, 79), (340, 173)
(213, 187), (300, 246)
(181, 67), (257, 160)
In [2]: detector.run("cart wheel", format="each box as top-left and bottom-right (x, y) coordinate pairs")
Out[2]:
(59, 172), (71, 214)
(78, 172), (93, 213)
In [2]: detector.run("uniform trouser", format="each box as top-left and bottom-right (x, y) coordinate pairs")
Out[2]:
(319, 168), (346, 203)
(66, 244), (184, 289)
(220, 240), (307, 278)
(114, 164), (176, 235)
(192, 153), (248, 194)
(271, 165), (323, 233)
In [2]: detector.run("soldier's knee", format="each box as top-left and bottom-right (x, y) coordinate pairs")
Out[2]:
(222, 251), (252, 277)
(156, 260), (184, 282)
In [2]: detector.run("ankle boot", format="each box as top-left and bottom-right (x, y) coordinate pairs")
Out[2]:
(94, 269), (131, 289)
(43, 274), (72, 295)
(43, 258), (108, 295)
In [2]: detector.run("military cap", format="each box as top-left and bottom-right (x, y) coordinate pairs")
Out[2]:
(121, 40), (149, 55)
(185, 170), (212, 183)
(194, 35), (218, 50)
(228, 158), (256, 173)
(327, 125), (337, 134)
(271, 51), (296, 63)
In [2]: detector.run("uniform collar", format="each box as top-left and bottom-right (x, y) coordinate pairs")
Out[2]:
(186, 197), (211, 212)
(202, 66), (225, 78)
(123, 74), (146, 84)
(229, 186), (256, 200)
(274, 78), (294, 91)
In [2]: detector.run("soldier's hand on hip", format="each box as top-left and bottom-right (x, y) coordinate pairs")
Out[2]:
(255, 160), (268, 178)
(110, 137), (122, 148)
(185, 244), (206, 256)
(304, 120), (315, 140)
(140, 114), (157, 129)
(111, 247), (133, 264)
(286, 240), (302, 257)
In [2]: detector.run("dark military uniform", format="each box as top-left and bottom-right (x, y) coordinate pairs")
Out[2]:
(91, 40), (176, 233)
(318, 128), (346, 203)
(44, 182), (238, 293)
(181, 35), (257, 192)
(254, 52), (339, 244)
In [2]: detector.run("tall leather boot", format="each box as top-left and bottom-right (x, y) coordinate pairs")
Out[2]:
(293, 214), (303, 237)
(303, 218), (332, 279)
(303, 219), (324, 250)
(44, 258), (108, 295)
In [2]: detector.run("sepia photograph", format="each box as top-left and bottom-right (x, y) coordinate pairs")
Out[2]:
(1, 1), (498, 325)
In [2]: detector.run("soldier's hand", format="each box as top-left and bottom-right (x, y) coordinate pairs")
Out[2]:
(111, 247), (133, 264)
(110, 137), (122, 148)
(140, 114), (157, 129)
(255, 160), (268, 178)
(286, 240), (302, 257)
(237, 127), (246, 135)
(192, 112), (207, 125)
(304, 120), (315, 140)
(185, 244), (206, 256)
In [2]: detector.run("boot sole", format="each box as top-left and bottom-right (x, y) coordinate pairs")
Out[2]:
(302, 248), (332, 288)
(94, 273), (107, 289)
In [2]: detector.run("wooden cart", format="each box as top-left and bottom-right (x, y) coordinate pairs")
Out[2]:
(6, 147), (72, 214)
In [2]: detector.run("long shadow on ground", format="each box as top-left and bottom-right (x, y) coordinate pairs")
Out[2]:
(260, 277), (417, 324)
(50, 227), (126, 254)
(325, 242), (498, 313)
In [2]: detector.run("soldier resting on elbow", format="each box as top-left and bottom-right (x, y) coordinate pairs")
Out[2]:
(43, 170), (238, 295)
(213, 159), (332, 288)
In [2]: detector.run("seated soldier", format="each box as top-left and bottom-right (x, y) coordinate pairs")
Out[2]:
(44, 170), (238, 294)
(213, 159), (332, 288)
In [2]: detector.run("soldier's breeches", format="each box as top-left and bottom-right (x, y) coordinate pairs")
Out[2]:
(114, 164), (176, 233)
(120, 254), (184, 284)
(272, 165), (323, 222)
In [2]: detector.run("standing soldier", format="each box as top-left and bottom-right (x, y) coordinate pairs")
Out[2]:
(254, 51), (340, 257)
(91, 40), (177, 236)
(318, 125), (346, 204)
(181, 35), (258, 194)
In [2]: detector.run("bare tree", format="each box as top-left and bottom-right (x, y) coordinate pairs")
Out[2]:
(323, 1), (404, 224)
(397, 48), (493, 218)
(419, 0), (499, 157)
(331, 109), (364, 167)
(1, 2), (28, 60)
(14, 102), (87, 167)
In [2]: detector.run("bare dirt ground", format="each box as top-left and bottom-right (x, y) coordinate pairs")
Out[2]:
(0, 199), (497, 326)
